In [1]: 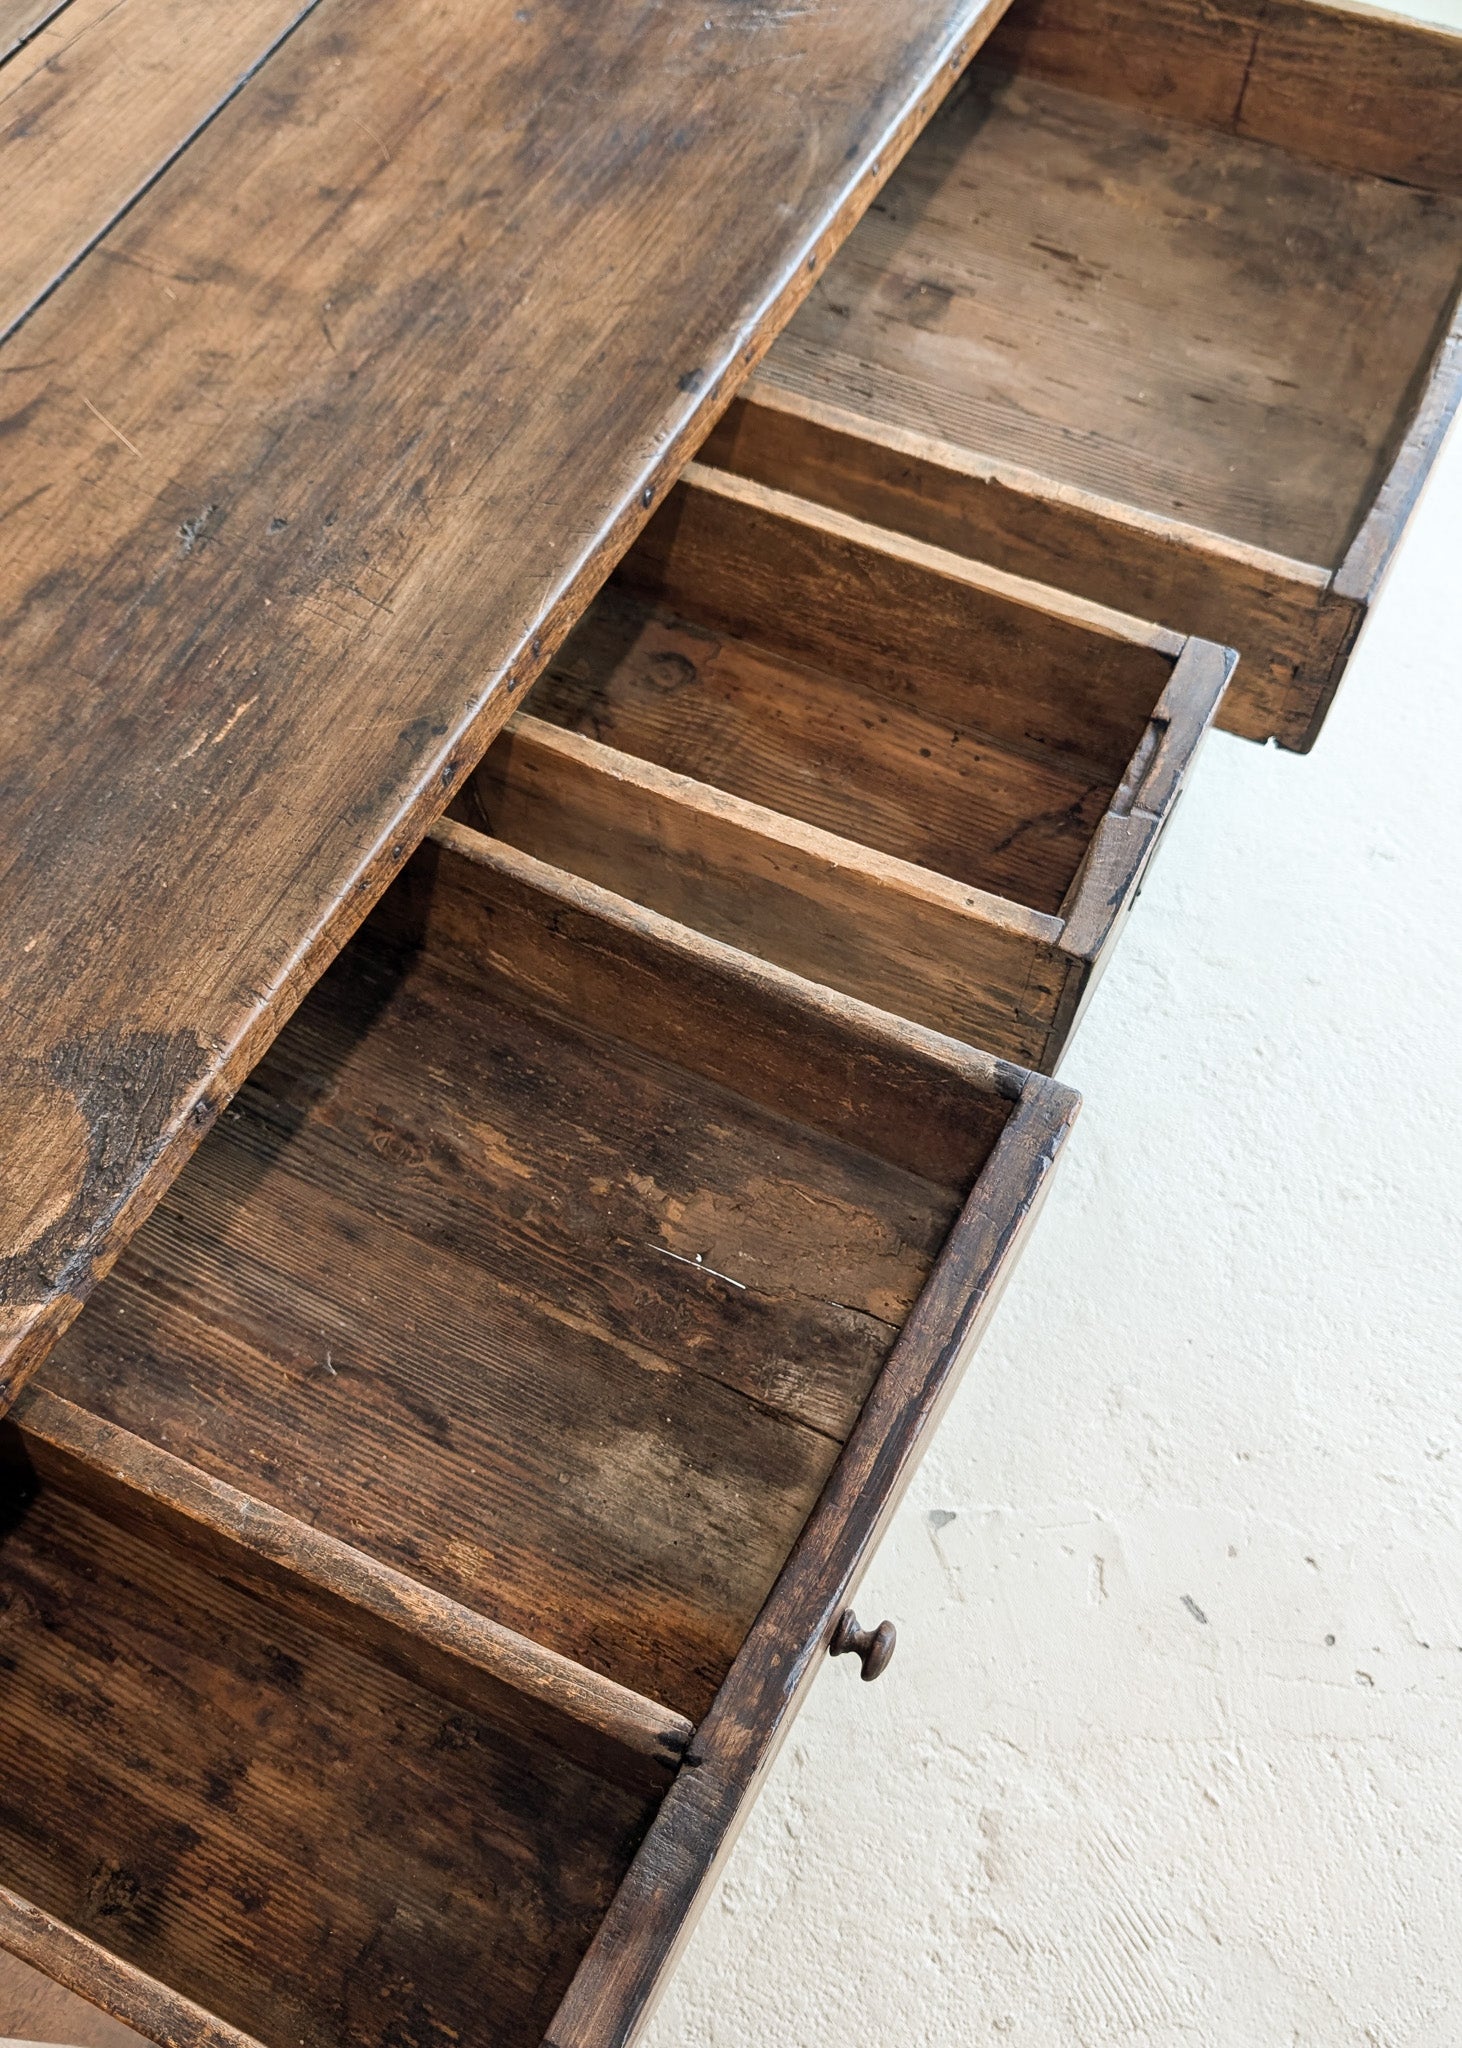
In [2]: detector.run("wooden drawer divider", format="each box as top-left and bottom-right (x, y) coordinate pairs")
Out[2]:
(468, 462), (1232, 1071)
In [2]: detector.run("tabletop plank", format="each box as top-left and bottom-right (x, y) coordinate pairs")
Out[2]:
(0, 0), (70, 66)
(0, 0), (320, 341)
(0, 0), (1005, 1404)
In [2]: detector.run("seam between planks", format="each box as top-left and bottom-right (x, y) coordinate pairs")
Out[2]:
(0, 0), (331, 350)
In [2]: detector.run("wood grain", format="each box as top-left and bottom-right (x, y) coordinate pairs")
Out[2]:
(1335, 301), (1462, 610)
(0, 0), (1008, 1405)
(0, 1894), (252, 2048)
(532, 589), (1112, 916)
(0, 0), (69, 66)
(474, 488), (1226, 1068)
(468, 713), (1070, 1068)
(981, 0), (1462, 192)
(0, 0), (321, 341)
(13, 1385), (694, 1782)
(703, 379), (1333, 741)
(624, 467), (1178, 782)
(0, 1489), (659, 2048)
(977, 0), (1264, 128)
(410, 826), (1019, 1186)
(528, 466), (1177, 916)
(0, 1938), (147, 2048)
(42, 830), (1012, 1721)
(760, 67), (1462, 569)
(736, 15), (1462, 750)
(1238, 2), (1462, 194)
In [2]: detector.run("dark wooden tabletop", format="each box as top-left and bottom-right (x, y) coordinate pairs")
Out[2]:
(0, 0), (1007, 1405)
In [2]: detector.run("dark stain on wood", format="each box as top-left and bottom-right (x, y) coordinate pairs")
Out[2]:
(0, 1483), (660, 2048)
(1, 1030), (210, 1388)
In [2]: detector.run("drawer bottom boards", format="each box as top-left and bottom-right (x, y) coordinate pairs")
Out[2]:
(0, 821), (1076, 2048)
(716, 0), (1462, 752)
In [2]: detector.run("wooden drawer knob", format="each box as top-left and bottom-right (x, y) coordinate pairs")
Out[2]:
(830, 1608), (896, 1681)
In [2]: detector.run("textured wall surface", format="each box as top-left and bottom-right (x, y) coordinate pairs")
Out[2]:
(645, 162), (1462, 2048)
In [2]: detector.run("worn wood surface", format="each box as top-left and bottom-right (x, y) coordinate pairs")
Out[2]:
(0, 0), (1008, 1408)
(0, 0), (69, 63)
(735, 0), (1462, 749)
(9, 823), (1056, 2044)
(1335, 301), (1462, 613)
(0, 0), (319, 341)
(759, 65), (1462, 567)
(703, 382), (1337, 750)
(42, 830), (1012, 1722)
(1050, 632), (1231, 1046)
(620, 468), (1177, 786)
(468, 713), (1070, 1069)
(0, 1487), (658, 2048)
(12, 1386), (693, 1784)
(0, 1895), (252, 2048)
(479, 471), (1227, 1066)
(411, 826), (1018, 1185)
(547, 1074), (1080, 2047)
(531, 466), (1175, 914)
(982, 0), (1462, 193)
(0, 1941), (147, 2048)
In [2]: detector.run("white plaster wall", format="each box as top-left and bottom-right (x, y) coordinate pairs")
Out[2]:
(645, 116), (1462, 2048)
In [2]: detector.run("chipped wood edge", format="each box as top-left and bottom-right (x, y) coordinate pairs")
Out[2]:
(13, 1386), (692, 1775)
(0, 1887), (263, 2048)
(545, 1073), (1080, 2048)
(1047, 635), (1235, 1065)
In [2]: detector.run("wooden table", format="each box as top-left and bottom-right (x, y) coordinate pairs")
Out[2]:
(0, 0), (1009, 1404)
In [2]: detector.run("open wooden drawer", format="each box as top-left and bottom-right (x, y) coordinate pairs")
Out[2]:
(0, 819), (1077, 2048)
(462, 462), (1231, 1072)
(705, 0), (1462, 754)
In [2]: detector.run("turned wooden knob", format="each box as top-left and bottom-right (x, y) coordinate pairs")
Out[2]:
(830, 1608), (896, 1681)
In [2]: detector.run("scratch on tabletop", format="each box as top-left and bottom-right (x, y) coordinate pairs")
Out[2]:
(649, 1245), (747, 1290)
(81, 395), (142, 458)
(212, 698), (259, 745)
(354, 115), (392, 165)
